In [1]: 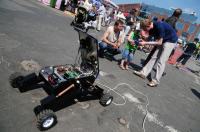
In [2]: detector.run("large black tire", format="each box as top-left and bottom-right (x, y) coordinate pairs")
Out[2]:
(9, 72), (24, 88)
(99, 93), (113, 107)
(37, 109), (57, 131)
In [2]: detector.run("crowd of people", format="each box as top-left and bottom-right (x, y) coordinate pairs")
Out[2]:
(96, 7), (200, 87)
(61, 0), (118, 31)
(40, 0), (200, 87)
(69, 0), (200, 87)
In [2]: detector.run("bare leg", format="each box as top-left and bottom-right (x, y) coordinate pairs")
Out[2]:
(120, 59), (125, 70)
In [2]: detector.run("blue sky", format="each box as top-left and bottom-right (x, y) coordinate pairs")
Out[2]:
(113, 0), (200, 23)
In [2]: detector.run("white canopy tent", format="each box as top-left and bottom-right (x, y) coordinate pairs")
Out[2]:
(103, 0), (119, 9)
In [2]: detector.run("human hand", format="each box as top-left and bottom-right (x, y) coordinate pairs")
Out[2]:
(109, 42), (115, 47)
(113, 44), (119, 49)
(131, 41), (135, 45)
(112, 42), (119, 49)
(139, 40), (146, 46)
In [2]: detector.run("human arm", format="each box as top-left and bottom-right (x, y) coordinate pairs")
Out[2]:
(139, 38), (163, 46)
(97, 6), (103, 13)
(113, 35), (124, 49)
(140, 22), (164, 46)
(127, 32), (137, 46)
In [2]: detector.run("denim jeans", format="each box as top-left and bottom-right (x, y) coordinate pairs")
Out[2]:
(122, 49), (135, 63)
(98, 41), (122, 56)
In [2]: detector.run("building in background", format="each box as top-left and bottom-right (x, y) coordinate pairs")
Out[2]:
(118, 3), (200, 42)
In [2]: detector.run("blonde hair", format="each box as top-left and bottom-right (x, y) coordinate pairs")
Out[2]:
(140, 19), (152, 29)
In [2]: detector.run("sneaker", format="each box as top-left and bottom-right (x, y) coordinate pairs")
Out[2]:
(133, 70), (146, 79)
(147, 80), (158, 87)
(176, 64), (181, 69)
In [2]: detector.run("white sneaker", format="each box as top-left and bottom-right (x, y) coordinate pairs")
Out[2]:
(133, 70), (146, 79)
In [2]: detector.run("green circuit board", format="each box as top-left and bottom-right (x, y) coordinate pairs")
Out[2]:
(64, 71), (80, 79)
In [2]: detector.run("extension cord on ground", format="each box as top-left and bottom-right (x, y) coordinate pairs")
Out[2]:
(95, 81), (150, 132)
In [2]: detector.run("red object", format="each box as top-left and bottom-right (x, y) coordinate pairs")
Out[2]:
(123, 12), (129, 17)
(48, 75), (56, 85)
(168, 47), (183, 64)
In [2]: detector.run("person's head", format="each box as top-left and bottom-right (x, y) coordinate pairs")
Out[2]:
(152, 17), (158, 22)
(194, 38), (199, 43)
(140, 19), (153, 31)
(161, 18), (165, 21)
(130, 8), (139, 16)
(177, 40), (183, 47)
(92, 4), (96, 10)
(140, 29), (149, 41)
(101, 3), (105, 7)
(114, 19), (125, 31)
(172, 8), (182, 18)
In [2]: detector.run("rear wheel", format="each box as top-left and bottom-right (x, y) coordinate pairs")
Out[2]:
(99, 93), (113, 106)
(37, 109), (57, 131)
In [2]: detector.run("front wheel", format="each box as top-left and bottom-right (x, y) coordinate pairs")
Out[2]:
(37, 109), (57, 131)
(9, 72), (24, 88)
(99, 93), (113, 107)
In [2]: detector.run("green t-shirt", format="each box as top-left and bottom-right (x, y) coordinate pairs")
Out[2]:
(196, 42), (200, 54)
(125, 32), (139, 51)
(196, 42), (200, 49)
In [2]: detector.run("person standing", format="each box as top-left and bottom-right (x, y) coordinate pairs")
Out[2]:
(142, 8), (182, 66)
(133, 19), (178, 87)
(83, 5), (97, 30)
(165, 8), (182, 32)
(96, 3), (106, 31)
(124, 9), (139, 36)
(120, 29), (140, 70)
(176, 38), (199, 68)
(82, 0), (92, 10)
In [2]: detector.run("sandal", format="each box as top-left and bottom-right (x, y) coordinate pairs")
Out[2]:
(120, 65), (125, 70)
(147, 80), (158, 87)
(124, 62), (129, 70)
(125, 65), (129, 70)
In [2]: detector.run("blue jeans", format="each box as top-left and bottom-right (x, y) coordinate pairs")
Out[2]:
(122, 49), (135, 63)
(98, 41), (122, 56)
